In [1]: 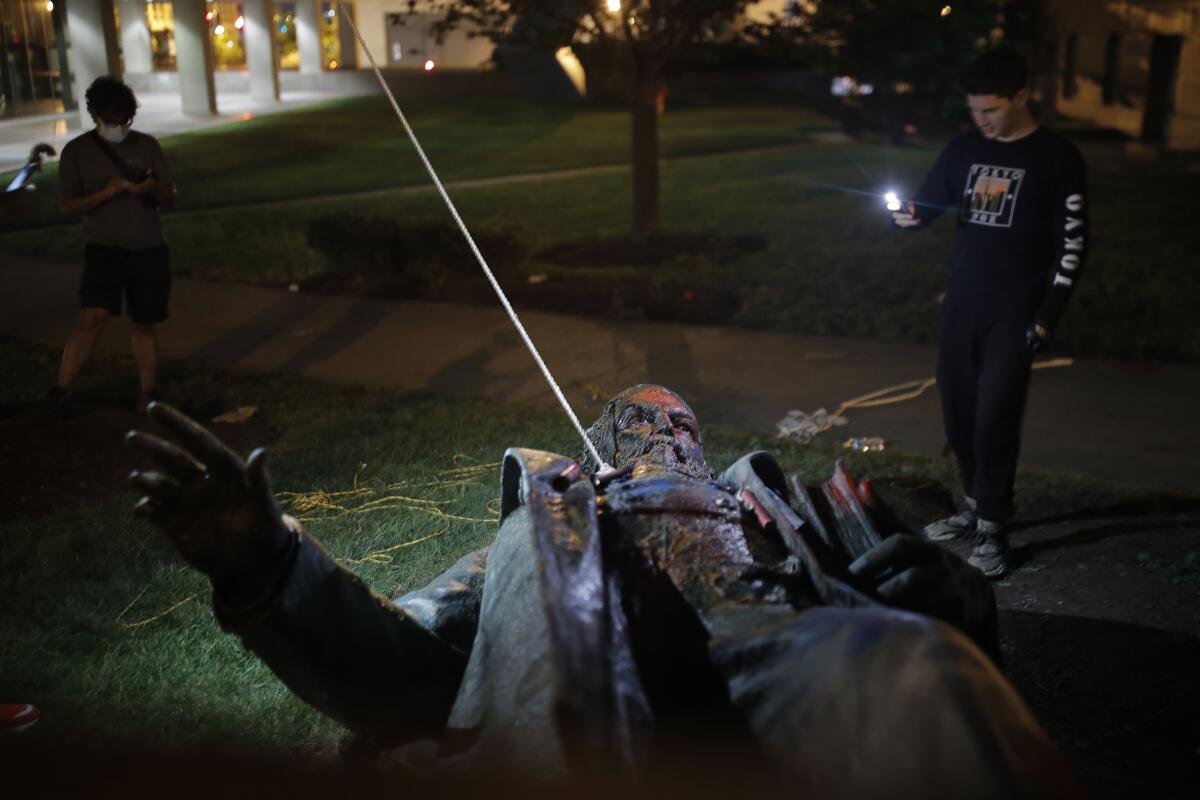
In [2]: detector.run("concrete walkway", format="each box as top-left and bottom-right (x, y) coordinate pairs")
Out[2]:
(2, 252), (1197, 496)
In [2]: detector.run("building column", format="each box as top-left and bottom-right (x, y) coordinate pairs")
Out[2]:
(1062, 32), (1078, 99)
(243, 0), (280, 101)
(336, 0), (357, 69)
(1141, 34), (1184, 145)
(64, 0), (121, 129)
(51, 3), (77, 111)
(172, 0), (217, 115)
(294, 0), (323, 74)
(1102, 33), (1122, 107)
(117, 0), (153, 74)
(1035, 33), (1059, 126)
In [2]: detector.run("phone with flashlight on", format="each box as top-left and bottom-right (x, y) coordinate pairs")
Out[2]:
(884, 190), (920, 228)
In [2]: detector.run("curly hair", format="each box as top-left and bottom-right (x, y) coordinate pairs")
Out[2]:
(85, 75), (138, 120)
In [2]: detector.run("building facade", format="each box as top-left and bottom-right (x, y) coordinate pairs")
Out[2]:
(4, 0), (1197, 148)
(1051, 0), (1200, 146)
(0, 0), (494, 125)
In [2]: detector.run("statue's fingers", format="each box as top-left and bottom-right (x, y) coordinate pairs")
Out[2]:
(127, 469), (183, 498)
(852, 534), (941, 579)
(125, 430), (205, 482)
(132, 494), (177, 525)
(848, 534), (908, 578)
(876, 564), (942, 601)
(146, 402), (243, 478)
(245, 448), (275, 507)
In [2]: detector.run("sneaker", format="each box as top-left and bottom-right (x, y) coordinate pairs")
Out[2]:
(923, 499), (978, 542)
(968, 519), (1011, 579)
(0, 703), (39, 733)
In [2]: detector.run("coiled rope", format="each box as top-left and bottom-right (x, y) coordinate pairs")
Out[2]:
(336, 0), (608, 473)
(778, 357), (1075, 442)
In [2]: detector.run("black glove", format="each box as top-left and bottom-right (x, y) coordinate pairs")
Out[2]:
(1025, 324), (1051, 354)
(126, 402), (296, 612)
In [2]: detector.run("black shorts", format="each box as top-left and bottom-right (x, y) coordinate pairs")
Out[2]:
(79, 242), (171, 325)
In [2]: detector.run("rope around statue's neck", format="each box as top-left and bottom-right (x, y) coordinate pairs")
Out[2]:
(336, 1), (610, 473)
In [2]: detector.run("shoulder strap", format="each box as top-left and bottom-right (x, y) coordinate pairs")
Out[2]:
(89, 130), (140, 181)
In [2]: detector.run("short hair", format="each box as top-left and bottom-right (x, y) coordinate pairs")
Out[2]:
(85, 76), (138, 119)
(963, 47), (1029, 98)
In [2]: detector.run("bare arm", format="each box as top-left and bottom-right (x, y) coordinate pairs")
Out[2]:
(60, 177), (126, 216)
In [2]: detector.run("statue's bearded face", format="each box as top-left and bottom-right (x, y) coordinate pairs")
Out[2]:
(609, 386), (709, 479)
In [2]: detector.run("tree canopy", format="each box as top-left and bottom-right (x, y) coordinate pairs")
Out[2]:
(785, 0), (1004, 118)
(411, 1), (752, 242)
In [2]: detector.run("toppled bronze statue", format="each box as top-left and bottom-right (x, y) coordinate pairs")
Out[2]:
(127, 385), (1077, 797)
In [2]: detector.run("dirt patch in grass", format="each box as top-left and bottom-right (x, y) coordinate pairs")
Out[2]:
(0, 398), (277, 524)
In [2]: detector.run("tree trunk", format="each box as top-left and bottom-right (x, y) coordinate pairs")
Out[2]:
(630, 71), (660, 244)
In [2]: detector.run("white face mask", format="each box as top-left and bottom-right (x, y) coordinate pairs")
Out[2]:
(97, 121), (131, 144)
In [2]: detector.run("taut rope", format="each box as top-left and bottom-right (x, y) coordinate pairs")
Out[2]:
(336, 0), (609, 472)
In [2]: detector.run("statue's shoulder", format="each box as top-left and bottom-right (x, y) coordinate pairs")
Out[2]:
(721, 451), (790, 499)
(499, 447), (588, 522)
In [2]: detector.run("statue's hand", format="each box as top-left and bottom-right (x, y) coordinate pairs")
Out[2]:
(126, 402), (295, 609)
(848, 535), (996, 644)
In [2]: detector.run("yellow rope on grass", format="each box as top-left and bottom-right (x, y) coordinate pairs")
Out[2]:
(119, 459), (503, 629)
(117, 585), (200, 629)
(278, 461), (503, 526)
(346, 526), (452, 565)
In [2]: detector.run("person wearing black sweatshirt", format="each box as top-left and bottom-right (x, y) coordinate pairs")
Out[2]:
(892, 47), (1088, 578)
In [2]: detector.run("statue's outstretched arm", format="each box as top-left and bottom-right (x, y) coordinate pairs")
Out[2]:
(126, 403), (473, 744)
(126, 402), (297, 611)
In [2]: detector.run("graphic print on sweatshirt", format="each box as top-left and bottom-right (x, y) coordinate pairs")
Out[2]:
(962, 164), (1026, 227)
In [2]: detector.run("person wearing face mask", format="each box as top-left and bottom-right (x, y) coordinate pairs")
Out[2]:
(51, 75), (176, 412)
(891, 48), (1089, 579)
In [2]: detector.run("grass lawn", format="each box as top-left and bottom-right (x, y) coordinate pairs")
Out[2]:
(0, 93), (838, 221)
(3, 335), (1197, 790)
(1, 93), (1196, 364)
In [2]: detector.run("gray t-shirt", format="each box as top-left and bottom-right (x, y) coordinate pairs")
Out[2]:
(58, 130), (172, 249)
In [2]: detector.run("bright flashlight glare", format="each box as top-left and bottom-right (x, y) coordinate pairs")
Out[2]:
(45, 0), (53, 11)
(214, 23), (225, 35)
(607, 0), (621, 12)
(884, 191), (902, 211)
(424, 59), (435, 71)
